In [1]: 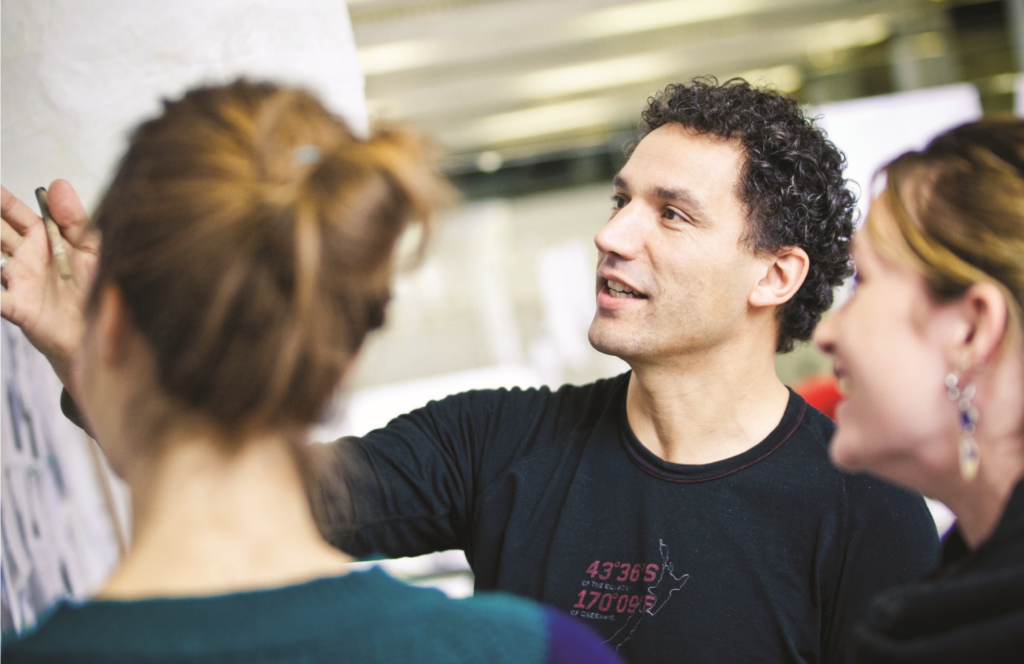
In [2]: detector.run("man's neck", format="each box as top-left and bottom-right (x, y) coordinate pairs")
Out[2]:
(625, 342), (790, 465)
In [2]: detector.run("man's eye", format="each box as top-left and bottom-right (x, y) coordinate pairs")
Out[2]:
(664, 207), (684, 222)
(610, 195), (627, 211)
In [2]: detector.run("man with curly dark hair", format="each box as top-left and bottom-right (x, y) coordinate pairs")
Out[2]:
(632, 77), (856, 353)
(318, 78), (939, 664)
(26, 78), (939, 664)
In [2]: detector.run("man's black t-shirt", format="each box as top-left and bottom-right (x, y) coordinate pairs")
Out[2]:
(316, 373), (940, 663)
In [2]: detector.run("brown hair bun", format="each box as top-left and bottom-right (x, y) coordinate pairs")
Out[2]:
(90, 79), (448, 433)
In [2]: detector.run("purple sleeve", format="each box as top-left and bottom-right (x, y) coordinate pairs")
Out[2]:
(543, 608), (625, 664)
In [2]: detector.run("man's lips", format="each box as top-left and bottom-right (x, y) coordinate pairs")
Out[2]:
(596, 279), (647, 311)
(598, 272), (647, 299)
(606, 279), (647, 298)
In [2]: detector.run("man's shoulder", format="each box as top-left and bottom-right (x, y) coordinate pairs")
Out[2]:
(790, 393), (837, 451)
(761, 391), (839, 478)
(784, 394), (930, 512)
(430, 371), (629, 417)
(467, 371), (627, 400)
(344, 372), (630, 457)
(790, 395), (936, 534)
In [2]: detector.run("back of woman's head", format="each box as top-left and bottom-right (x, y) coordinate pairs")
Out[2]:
(873, 118), (1024, 340)
(91, 79), (444, 434)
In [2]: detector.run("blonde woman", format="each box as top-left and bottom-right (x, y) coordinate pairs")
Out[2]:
(815, 118), (1024, 662)
(0, 80), (619, 663)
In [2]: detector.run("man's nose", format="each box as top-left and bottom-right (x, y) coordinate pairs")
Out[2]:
(594, 205), (642, 260)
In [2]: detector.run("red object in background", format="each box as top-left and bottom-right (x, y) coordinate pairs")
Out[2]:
(793, 374), (843, 421)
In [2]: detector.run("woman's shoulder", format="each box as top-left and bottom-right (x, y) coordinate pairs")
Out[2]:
(351, 571), (621, 662)
(854, 545), (1024, 663)
(2, 569), (621, 663)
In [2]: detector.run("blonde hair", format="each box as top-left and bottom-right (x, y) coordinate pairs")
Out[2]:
(869, 119), (1024, 345)
(91, 80), (449, 434)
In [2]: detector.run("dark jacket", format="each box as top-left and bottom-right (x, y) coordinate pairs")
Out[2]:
(852, 478), (1024, 663)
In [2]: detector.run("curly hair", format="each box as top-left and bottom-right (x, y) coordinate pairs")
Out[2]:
(634, 77), (856, 353)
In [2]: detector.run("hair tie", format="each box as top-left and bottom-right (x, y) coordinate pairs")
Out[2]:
(293, 144), (322, 166)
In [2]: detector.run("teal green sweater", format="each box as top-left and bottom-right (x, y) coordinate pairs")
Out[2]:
(2, 568), (620, 663)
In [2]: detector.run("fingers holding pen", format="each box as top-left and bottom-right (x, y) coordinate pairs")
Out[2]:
(1, 180), (93, 303)
(1, 181), (100, 289)
(2, 185), (59, 276)
(44, 180), (102, 290)
(46, 179), (98, 251)
(36, 188), (73, 280)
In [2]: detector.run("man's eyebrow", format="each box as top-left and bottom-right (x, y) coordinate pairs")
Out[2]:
(652, 186), (706, 216)
(612, 174), (708, 219)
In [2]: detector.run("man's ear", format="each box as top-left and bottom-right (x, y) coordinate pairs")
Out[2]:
(749, 246), (810, 309)
(945, 282), (1009, 371)
(93, 283), (134, 367)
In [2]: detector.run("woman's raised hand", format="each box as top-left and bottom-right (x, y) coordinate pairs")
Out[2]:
(1, 180), (100, 388)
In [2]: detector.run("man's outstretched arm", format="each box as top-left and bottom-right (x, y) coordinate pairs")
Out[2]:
(309, 384), (559, 562)
(309, 391), (497, 560)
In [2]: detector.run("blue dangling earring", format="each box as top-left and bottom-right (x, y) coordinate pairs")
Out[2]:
(945, 371), (979, 481)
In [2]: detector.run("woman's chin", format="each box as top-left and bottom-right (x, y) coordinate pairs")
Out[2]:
(828, 425), (873, 473)
(829, 429), (920, 492)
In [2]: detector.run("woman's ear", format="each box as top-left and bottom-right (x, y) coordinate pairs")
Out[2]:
(947, 282), (1010, 370)
(93, 283), (134, 367)
(749, 246), (810, 308)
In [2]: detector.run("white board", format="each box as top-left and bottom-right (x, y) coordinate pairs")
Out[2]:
(1, 321), (129, 632)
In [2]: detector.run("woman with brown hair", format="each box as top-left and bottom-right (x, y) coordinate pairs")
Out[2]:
(815, 118), (1024, 662)
(0, 80), (619, 663)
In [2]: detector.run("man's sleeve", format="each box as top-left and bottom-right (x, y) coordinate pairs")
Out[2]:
(823, 474), (941, 664)
(308, 386), (552, 560)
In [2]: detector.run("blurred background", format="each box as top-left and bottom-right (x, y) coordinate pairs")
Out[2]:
(2, 0), (1022, 626)
(324, 0), (1024, 440)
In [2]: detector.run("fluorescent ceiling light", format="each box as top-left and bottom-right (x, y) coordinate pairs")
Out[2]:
(358, 39), (442, 75)
(569, 0), (765, 39)
(806, 14), (890, 53)
(515, 53), (681, 98)
(455, 97), (619, 145)
(358, 0), (774, 77)
(731, 64), (803, 93)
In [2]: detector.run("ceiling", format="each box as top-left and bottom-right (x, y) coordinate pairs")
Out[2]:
(349, 0), (1020, 195)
